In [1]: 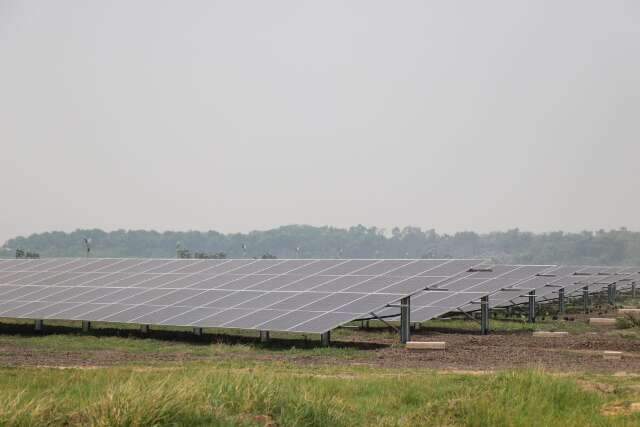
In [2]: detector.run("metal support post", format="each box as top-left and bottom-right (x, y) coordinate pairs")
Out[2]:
(141, 324), (149, 333)
(400, 296), (411, 344)
(480, 296), (489, 335)
(320, 331), (331, 347)
(82, 321), (91, 332)
(558, 288), (565, 315)
(582, 286), (590, 313)
(528, 290), (536, 323)
(193, 327), (203, 336)
(612, 284), (617, 305)
(34, 319), (43, 331)
(607, 284), (614, 306)
(259, 330), (270, 343)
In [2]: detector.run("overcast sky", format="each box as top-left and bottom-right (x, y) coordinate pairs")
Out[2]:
(1, 1), (638, 244)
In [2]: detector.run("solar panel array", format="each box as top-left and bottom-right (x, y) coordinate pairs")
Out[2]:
(0, 258), (637, 336)
(409, 265), (556, 321)
(0, 258), (482, 334)
(456, 266), (639, 312)
(533, 267), (640, 303)
(376, 265), (640, 322)
(375, 264), (553, 321)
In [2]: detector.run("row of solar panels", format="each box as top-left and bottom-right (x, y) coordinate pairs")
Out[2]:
(0, 258), (638, 334)
(379, 264), (640, 321)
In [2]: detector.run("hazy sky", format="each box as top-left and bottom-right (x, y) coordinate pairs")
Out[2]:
(1, 1), (639, 244)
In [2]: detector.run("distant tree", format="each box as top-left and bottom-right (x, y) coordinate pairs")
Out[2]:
(194, 251), (227, 259)
(176, 248), (192, 259)
(15, 248), (39, 259)
(260, 253), (277, 259)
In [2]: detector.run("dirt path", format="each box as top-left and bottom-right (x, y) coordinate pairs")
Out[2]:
(1, 329), (639, 373)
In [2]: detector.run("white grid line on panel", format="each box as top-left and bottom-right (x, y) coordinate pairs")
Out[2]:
(0, 258), (107, 303)
(133, 260), (327, 321)
(10, 258), (158, 316)
(18, 258), (178, 320)
(70, 259), (285, 322)
(158, 259), (358, 327)
(214, 260), (435, 329)
(213, 259), (408, 329)
(279, 259), (483, 332)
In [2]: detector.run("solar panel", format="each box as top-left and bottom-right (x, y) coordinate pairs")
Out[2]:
(383, 265), (555, 322)
(496, 266), (638, 306)
(376, 264), (640, 323)
(485, 265), (587, 308)
(484, 266), (638, 307)
(0, 258), (483, 333)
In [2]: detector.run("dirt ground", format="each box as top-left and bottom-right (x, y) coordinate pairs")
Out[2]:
(1, 326), (639, 373)
(366, 330), (640, 373)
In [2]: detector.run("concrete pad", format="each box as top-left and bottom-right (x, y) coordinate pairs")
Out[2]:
(604, 351), (623, 360)
(589, 318), (617, 326)
(532, 331), (569, 337)
(406, 341), (446, 350)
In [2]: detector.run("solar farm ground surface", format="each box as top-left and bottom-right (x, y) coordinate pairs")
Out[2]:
(2, 298), (640, 426)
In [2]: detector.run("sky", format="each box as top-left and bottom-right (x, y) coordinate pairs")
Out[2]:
(1, 0), (639, 244)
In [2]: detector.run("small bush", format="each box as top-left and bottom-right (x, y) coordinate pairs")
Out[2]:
(616, 317), (633, 329)
(616, 313), (640, 330)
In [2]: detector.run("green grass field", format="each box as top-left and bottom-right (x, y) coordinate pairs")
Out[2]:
(3, 363), (640, 426)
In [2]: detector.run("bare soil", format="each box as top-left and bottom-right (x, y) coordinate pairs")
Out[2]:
(360, 330), (640, 373)
(1, 327), (639, 373)
(0, 346), (200, 368)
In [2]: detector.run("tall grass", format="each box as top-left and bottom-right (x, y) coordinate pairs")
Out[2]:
(0, 365), (638, 426)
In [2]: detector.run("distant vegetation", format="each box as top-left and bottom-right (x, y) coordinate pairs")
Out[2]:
(13, 249), (40, 259)
(3, 225), (640, 265)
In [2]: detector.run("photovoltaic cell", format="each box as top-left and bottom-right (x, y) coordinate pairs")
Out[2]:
(275, 275), (340, 292)
(205, 291), (267, 308)
(130, 306), (193, 325)
(291, 312), (359, 333)
(234, 292), (301, 310)
(158, 307), (224, 326)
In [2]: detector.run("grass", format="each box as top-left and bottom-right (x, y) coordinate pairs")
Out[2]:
(419, 317), (595, 333)
(0, 363), (639, 426)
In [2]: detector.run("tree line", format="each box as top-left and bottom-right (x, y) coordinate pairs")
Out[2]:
(2, 225), (640, 266)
